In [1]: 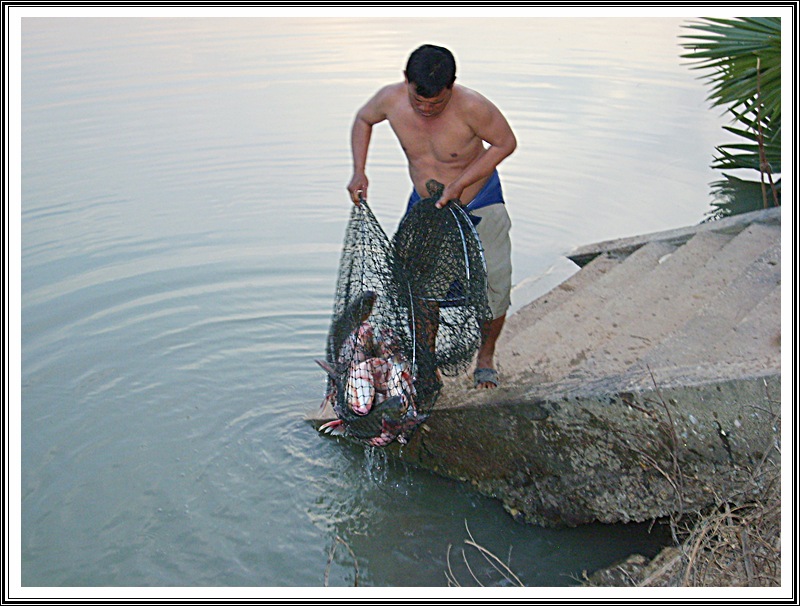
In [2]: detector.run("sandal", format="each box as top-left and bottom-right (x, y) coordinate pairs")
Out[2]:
(473, 367), (499, 389)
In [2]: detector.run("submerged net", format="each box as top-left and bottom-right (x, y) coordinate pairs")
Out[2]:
(317, 180), (492, 447)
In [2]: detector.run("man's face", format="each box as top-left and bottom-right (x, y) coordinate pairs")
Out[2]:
(406, 81), (452, 118)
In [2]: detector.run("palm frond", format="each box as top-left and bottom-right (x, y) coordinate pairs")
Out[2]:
(681, 17), (781, 119)
(680, 16), (781, 187)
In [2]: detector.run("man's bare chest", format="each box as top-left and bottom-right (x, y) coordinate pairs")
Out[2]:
(388, 114), (479, 164)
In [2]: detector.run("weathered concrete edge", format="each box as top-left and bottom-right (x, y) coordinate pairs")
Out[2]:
(567, 206), (781, 268)
(389, 368), (781, 527)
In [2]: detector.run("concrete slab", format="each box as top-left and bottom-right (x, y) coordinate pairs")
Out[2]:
(640, 241), (780, 370)
(563, 222), (780, 382)
(497, 240), (678, 385)
(567, 206), (781, 267)
(394, 369), (780, 526)
(500, 254), (619, 361)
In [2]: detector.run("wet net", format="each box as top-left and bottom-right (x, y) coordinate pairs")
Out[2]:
(317, 180), (492, 447)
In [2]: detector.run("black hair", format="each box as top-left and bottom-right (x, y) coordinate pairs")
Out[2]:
(405, 44), (456, 98)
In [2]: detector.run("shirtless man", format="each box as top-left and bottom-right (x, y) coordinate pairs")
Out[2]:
(347, 44), (517, 389)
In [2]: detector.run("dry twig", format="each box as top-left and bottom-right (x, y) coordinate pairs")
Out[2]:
(444, 520), (525, 587)
(324, 535), (360, 587)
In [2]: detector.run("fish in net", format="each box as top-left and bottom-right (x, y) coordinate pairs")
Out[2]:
(317, 180), (492, 446)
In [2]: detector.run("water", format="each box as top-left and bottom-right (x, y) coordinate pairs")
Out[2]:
(17, 14), (730, 592)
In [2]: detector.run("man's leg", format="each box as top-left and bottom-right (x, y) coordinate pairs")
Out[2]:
(475, 314), (505, 389)
(470, 204), (512, 389)
(414, 299), (442, 400)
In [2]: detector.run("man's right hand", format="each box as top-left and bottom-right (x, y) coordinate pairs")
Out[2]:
(347, 174), (369, 206)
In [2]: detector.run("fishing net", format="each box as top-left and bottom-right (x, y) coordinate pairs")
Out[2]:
(317, 180), (492, 446)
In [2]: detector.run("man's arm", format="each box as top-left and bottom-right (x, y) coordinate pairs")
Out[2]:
(347, 86), (392, 205)
(438, 95), (517, 208)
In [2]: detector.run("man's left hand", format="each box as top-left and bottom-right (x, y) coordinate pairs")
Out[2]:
(436, 184), (464, 209)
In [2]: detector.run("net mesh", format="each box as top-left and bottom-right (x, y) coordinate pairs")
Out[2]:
(318, 180), (492, 446)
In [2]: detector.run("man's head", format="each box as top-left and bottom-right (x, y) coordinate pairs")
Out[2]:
(404, 44), (456, 98)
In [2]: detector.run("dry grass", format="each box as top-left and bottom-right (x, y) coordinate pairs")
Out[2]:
(584, 457), (780, 587)
(650, 465), (780, 587)
(585, 372), (782, 588)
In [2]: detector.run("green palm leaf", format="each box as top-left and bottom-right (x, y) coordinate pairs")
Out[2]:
(681, 17), (781, 209)
(681, 17), (781, 121)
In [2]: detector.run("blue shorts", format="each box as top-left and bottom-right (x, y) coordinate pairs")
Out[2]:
(405, 169), (505, 224)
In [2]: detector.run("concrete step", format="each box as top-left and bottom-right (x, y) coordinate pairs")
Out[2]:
(507, 256), (580, 317)
(500, 253), (622, 342)
(567, 206), (781, 267)
(635, 240), (780, 372)
(556, 229), (734, 382)
(562, 221), (781, 382)
(715, 284), (781, 365)
(497, 240), (679, 383)
(498, 228), (744, 386)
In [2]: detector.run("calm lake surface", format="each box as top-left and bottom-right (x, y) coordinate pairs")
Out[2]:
(19, 15), (732, 593)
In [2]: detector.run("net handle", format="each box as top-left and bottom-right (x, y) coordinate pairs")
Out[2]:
(448, 202), (488, 292)
(358, 195), (368, 287)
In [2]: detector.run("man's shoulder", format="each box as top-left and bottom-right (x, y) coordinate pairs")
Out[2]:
(359, 82), (406, 122)
(375, 82), (406, 101)
(453, 84), (506, 125)
(376, 82), (420, 120)
(453, 84), (492, 109)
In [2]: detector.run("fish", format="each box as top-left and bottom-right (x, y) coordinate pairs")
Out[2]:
(318, 418), (346, 436)
(318, 399), (427, 447)
(318, 290), (377, 411)
(316, 290), (426, 446)
(316, 359), (339, 411)
(375, 326), (402, 359)
(337, 321), (377, 370)
(352, 356), (417, 414)
(385, 358), (416, 401)
(320, 395), (428, 447)
(324, 356), (400, 417)
(326, 291), (377, 368)
(345, 358), (376, 416)
(374, 327), (416, 400)
(365, 356), (393, 391)
(318, 323), (384, 412)
(316, 352), (425, 446)
(365, 396), (427, 447)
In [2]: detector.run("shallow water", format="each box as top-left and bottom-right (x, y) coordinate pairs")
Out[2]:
(18, 15), (730, 590)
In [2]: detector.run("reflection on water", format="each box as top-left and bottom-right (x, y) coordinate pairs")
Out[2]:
(19, 14), (726, 590)
(705, 173), (782, 221)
